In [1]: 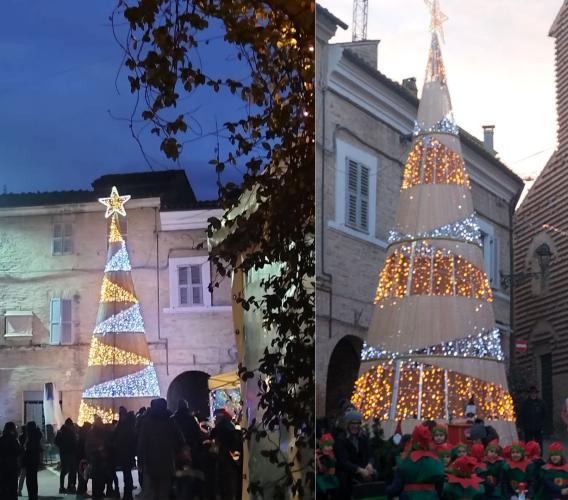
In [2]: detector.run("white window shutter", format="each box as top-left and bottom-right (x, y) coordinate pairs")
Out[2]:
(50, 299), (61, 345)
(60, 299), (72, 344)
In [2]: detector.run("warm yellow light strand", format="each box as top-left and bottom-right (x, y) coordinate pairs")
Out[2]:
(100, 277), (138, 304)
(87, 337), (151, 367)
(401, 138), (469, 190)
(108, 214), (123, 243)
(77, 400), (118, 426)
(375, 244), (492, 303)
(352, 362), (515, 422)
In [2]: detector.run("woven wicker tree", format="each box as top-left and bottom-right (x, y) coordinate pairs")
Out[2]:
(352, 2), (517, 442)
(78, 186), (160, 424)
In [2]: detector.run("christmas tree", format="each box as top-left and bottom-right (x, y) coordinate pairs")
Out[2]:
(352, 1), (516, 441)
(78, 186), (160, 425)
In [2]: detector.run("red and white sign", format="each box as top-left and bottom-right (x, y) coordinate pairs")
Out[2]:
(516, 340), (528, 353)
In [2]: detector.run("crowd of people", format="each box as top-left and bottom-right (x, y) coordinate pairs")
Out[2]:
(317, 400), (566, 499)
(0, 397), (242, 500)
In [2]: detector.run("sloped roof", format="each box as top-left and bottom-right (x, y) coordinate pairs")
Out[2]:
(550, 0), (568, 37)
(341, 48), (523, 187)
(316, 3), (348, 30)
(0, 170), (217, 210)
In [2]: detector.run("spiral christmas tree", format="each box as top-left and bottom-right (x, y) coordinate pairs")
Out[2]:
(352, 2), (516, 441)
(78, 186), (160, 425)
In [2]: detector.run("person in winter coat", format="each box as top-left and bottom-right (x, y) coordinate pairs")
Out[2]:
(138, 398), (184, 500)
(0, 422), (23, 500)
(55, 417), (78, 494)
(521, 386), (547, 449)
(211, 408), (242, 500)
(86, 416), (109, 500)
(334, 411), (377, 498)
(22, 421), (43, 500)
(113, 411), (137, 500)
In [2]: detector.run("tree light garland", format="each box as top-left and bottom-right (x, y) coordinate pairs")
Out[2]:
(77, 400), (117, 426)
(82, 365), (160, 399)
(108, 215), (124, 243)
(375, 242), (493, 303)
(352, 362), (515, 422)
(87, 337), (151, 367)
(361, 327), (504, 362)
(105, 242), (132, 272)
(100, 277), (139, 304)
(401, 137), (469, 190)
(93, 304), (145, 334)
(388, 214), (482, 247)
(413, 113), (459, 137)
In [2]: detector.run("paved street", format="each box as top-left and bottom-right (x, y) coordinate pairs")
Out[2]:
(25, 467), (141, 499)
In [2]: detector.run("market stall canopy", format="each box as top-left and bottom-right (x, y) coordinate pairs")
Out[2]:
(208, 371), (240, 391)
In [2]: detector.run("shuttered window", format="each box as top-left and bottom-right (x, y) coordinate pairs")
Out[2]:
(52, 223), (73, 255)
(345, 158), (370, 233)
(480, 231), (499, 289)
(178, 265), (204, 306)
(50, 298), (72, 345)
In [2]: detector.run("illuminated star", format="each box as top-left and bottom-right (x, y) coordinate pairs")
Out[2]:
(98, 186), (131, 218)
(425, 0), (448, 42)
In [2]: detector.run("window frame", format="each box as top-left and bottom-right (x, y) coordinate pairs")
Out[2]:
(49, 298), (73, 345)
(168, 256), (211, 309)
(477, 218), (499, 290)
(334, 138), (378, 239)
(52, 222), (74, 256)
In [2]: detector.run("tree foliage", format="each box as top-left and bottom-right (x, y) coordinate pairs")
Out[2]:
(114, 0), (314, 496)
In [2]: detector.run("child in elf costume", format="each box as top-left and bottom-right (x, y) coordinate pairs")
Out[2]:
(504, 441), (532, 500)
(316, 433), (340, 498)
(443, 455), (485, 500)
(451, 443), (468, 462)
(539, 442), (568, 500)
(483, 440), (508, 499)
(437, 443), (453, 473)
(386, 425), (444, 500)
(527, 441), (545, 499)
(470, 444), (487, 473)
(431, 424), (448, 452)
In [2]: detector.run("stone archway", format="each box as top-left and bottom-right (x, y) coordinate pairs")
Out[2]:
(325, 335), (363, 415)
(167, 371), (210, 418)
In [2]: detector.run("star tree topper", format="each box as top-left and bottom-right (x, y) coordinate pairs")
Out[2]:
(98, 186), (131, 218)
(425, 0), (448, 42)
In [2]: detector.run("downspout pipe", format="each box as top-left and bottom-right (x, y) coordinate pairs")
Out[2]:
(508, 187), (523, 379)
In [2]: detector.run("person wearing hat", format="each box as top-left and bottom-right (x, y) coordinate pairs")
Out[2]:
(386, 425), (444, 500)
(504, 441), (532, 499)
(451, 443), (468, 462)
(334, 410), (376, 497)
(432, 424), (449, 452)
(483, 440), (508, 499)
(540, 442), (568, 500)
(437, 443), (453, 472)
(526, 441), (545, 499)
(443, 455), (485, 500)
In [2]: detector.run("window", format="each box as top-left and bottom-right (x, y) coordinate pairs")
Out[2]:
(478, 219), (499, 290)
(168, 256), (212, 309)
(50, 298), (72, 345)
(52, 223), (73, 255)
(333, 138), (378, 241)
(4, 311), (33, 337)
(178, 265), (203, 306)
(346, 158), (370, 232)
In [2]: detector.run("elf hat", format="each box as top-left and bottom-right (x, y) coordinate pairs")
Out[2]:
(319, 433), (334, 448)
(452, 456), (478, 477)
(411, 424), (432, 450)
(525, 441), (541, 460)
(486, 439), (502, 455)
(432, 423), (448, 436)
(549, 442), (565, 456)
(510, 441), (526, 456)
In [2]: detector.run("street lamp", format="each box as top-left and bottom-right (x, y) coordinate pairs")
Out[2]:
(500, 243), (553, 289)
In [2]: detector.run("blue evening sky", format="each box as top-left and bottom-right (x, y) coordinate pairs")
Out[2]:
(0, 1), (249, 200)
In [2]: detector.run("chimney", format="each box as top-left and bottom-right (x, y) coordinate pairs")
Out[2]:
(482, 125), (495, 152)
(402, 77), (418, 97)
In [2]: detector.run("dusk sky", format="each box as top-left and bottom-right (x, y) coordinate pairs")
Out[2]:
(0, 1), (249, 200)
(320, 0), (561, 187)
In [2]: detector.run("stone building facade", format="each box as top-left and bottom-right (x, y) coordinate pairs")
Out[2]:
(316, 5), (524, 416)
(514, 1), (568, 437)
(0, 170), (236, 425)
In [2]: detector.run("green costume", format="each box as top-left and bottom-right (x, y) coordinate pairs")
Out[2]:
(482, 457), (509, 499)
(537, 463), (568, 500)
(396, 450), (445, 500)
(443, 456), (485, 500)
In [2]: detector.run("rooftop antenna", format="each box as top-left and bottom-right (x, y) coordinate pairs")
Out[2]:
(352, 0), (368, 41)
